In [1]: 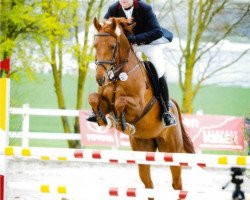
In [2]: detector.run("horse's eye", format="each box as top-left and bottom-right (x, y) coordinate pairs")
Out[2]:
(111, 45), (115, 50)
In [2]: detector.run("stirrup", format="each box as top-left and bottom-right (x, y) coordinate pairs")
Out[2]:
(162, 111), (176, 127)
(86, 112), (97, 122)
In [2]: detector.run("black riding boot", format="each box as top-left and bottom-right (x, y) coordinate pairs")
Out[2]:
(159, 74), (176, 126)
(86, 112), (97, 122)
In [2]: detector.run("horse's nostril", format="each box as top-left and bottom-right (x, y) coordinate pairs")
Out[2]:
(97, 77), (105, 86)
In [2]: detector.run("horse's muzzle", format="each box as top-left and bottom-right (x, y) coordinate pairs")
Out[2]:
(96, 77), (105, 86)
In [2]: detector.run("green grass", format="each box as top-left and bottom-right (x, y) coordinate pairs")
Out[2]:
(193, 86), (250, 116)
(9, 72), (250, 150)
(11, 73), (250, 115)
(168, 83), (250, 117)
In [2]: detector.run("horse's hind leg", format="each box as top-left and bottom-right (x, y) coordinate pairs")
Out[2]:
(129, 137), (157, 200)
(138, 164), (154, 199)
(170, 166), (182, 190)
(155, 126), (184, 191)
(137, 164), (153, 188)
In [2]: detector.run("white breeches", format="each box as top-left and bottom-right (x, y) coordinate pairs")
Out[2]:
(132, 38), (168, 78)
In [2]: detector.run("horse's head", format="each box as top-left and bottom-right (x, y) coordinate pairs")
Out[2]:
(93, 17), (135, 86)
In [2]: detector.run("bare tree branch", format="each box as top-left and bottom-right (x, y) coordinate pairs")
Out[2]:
(169, 0), (185, 53)
(203, 0), (228, 30)
(202, 49), (249, 82)
(195, 4), (250, 64)
(178, 54), (185, 90)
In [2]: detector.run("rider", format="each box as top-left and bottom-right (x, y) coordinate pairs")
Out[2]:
(87, 0), (176, 126)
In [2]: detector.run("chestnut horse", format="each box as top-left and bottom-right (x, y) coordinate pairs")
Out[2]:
(88, 17), (195, 199)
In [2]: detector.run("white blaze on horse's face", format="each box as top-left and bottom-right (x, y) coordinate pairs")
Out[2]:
(105, 20), (111, 25)
(105, 20), (121, 36)
(115, 26), (121, 36)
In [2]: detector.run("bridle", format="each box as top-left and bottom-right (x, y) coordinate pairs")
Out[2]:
(94, 32), (156, 125)
(95, 32), (128, 82)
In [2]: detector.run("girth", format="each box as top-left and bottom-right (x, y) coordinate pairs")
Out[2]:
(110, 81), (157, 126)
(130, 96), (157, 125)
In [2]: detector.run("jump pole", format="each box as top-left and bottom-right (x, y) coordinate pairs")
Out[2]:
(1, 146), (250, 168)
(0, 77), (10, 200)
(7, 182), (250, 199)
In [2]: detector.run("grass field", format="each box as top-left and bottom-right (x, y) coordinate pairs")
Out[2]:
(9, 72), (250, 149)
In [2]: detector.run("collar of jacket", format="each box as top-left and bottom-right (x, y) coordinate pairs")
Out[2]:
(118, 0), (139, 10)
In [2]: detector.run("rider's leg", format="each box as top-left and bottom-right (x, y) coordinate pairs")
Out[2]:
(159, 74), (176, 126)
(134, 43), (176, 126)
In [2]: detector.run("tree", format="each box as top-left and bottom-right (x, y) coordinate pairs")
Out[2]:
(73, 0), (106, 134)
(34, 0), (76, 147)
(0, 0), (40, 77)
(1, 0), (107, 147)
(165, 0), (250, 113)
(33, 0), (106, 147)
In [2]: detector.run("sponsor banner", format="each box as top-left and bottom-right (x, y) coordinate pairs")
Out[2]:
(79, 110), (130, 148)
(183, 114), (245, 151)
(79, 111), (245, 151)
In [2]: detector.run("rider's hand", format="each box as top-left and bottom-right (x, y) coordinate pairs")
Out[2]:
(126, 34), (136, 44)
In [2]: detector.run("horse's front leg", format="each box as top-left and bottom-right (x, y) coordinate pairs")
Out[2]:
(88, 92), (109, 126)
(114, 96), (141, 134)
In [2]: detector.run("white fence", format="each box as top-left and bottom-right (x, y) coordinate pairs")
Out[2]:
(9, 104), (81, 147)
(5, 104), (250, 199)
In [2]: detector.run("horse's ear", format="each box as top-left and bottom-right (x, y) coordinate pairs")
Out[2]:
(115, 17), (135, 35)
(110, 18), (117, 31)
(110, 18), (121, 36)
(94, 17), (101, 31)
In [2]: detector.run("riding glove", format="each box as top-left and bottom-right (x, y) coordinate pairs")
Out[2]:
(126, 34), (136, 44)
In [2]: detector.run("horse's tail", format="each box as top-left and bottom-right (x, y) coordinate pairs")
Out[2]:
(172, 99), (195, 154)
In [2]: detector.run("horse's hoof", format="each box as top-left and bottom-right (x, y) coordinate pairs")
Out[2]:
(86, 112), (97, 122)
(123, 123), (136, 135)
(106, 115), (116, 129)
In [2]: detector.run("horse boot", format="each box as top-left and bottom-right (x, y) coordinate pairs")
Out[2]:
(86, 109), (107, 125)
(159, 74), (176, 126)
(86, 112), (97, 122)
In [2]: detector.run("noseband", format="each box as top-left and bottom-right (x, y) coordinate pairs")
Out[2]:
(95, 33), (128, 82)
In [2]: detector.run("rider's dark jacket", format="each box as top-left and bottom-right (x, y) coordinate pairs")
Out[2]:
(104, 0), (173, 45)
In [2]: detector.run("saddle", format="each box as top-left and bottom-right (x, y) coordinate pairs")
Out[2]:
(144, 61), (171, 116)
(143, 61), (160, 99)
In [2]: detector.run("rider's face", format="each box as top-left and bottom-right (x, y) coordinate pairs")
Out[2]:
(119, 0), (134, 9)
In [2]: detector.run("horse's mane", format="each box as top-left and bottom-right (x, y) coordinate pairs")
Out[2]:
(102, 17), (135, 37)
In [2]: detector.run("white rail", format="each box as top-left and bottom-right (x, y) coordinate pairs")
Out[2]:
(8, 132), (80, 140)
(10, 107), (79, 116)
(9, 104), (81, 147)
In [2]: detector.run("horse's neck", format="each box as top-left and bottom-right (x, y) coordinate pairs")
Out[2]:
(126, 49), (151, 90)
(126, 48), (142, 68)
